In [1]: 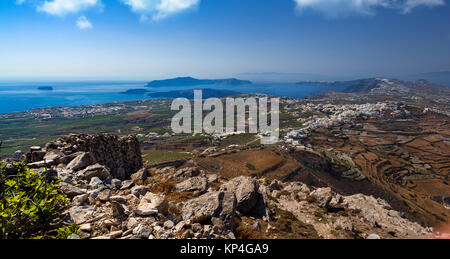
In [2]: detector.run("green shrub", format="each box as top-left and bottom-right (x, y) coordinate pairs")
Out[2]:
(56, 223), (80, 239)
(0, 162), (69, 239)
(246, 163), (256, 171)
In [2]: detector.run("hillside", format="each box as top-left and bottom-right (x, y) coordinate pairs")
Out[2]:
(404, 71), (450, 87)
(299, 78), (450, 95)
(1, 133), (435, 239)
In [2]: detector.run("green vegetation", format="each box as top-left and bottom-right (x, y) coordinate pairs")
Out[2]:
(221, 133), (257, 147)
(0, 163), (69, 239)
(56, 223), (80, 239)
(246, 162), (256, 171)
(142, 150), (193, 164)
(0, 102), (177, 154)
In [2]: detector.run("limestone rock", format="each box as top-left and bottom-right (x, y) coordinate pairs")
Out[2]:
(131, 168), (148, 185)
(66, 152), (94, 171)
(220, 176), (258, 214)
(133, 224), (152, 239)
(97, 189), (111, 202)
(137, 192), (169, 216)
(182, 191), (222, 223)
(59, 182), (86, 198)
(175, 176), (208, 194)
(310, 187), (333, 208)
(131, 186), (151, 198)
(69, 206), (94, 224)
(77, 163), (111, 181)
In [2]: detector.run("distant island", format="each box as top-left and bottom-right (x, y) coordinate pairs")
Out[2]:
(147, 88), (240, 99)
(121, 89), (150, 95)
(146, 77), (252, 88)
(37, 86), (53, 91)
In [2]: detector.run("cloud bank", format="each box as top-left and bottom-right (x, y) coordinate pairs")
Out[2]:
(120, 0), (200, 21)
(293, 0), (445, 18)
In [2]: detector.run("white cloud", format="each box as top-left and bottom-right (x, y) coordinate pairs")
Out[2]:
(16, 0), (26, 4)
(120, 0), (200, 21)
(38, 0), (101, 16)
(402, 0), (445, 13)
(76, 16), (93, 30)
(293, 0), (445, 18)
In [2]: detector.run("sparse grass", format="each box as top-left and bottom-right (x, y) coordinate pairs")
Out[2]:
(150, 180), (176, 195)
(220, 133), (256, 147)
(270, 208), (321, 239)
(166, 191), (199, 203)
(305, 195), (316, 203)
(142, 150), (193, 164)
(337, 210), (349, 217)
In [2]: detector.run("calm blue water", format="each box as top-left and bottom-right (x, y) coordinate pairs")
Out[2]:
(0, 81), (345, 114)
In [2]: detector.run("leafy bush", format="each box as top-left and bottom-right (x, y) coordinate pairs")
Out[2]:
(246, 163), (256, 171)
(0, 162), (69, 239)
(56, 223), (80, 239)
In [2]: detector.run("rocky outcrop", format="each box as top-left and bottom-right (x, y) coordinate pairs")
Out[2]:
(15, 134), (434, 240)
(23, 134), (142, 179)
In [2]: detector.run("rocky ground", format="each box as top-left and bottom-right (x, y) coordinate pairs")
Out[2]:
(10, 133), (435, 239)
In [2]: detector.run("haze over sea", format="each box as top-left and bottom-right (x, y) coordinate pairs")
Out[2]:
(0, 81), (347, 114)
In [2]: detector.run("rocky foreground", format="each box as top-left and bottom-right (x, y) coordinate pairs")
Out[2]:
(16, 134), (433, 239)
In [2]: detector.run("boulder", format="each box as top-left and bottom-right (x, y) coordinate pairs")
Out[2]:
(43, 150), (64, 163)
(89, 177), (103, 188)
(137, 192), (169, 216)
(72, 194), (89, 206)
(110, 195), (127, 203)
(133, 224), (152, 239)
(66, 152), (94, 171)
(220, 176), (258, 214)
(131, 168), (148, 185)
(164, 220), (175, 229)
(111, 179), (122, 189)
(111, 201), (126, 218)
(182, 191), (223, 223)
(131, 186), (151, 198)
(174, 167), (201, 179)
(59, 182), (86, 198)
(219, 191), (237, 229)
(69, 206), (94, 224)
(175, 176), (208, 194)
(97, 189), (111, 202)
(77, 163), (110, 181)
(310, 187), (333, 208)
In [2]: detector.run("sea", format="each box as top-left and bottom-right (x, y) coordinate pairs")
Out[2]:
(0, 81), (346, 114)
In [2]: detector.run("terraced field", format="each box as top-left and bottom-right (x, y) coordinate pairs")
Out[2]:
(303, 107), (450, 227)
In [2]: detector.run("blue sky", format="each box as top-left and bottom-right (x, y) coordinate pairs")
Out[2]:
(0, 0), (449, 80)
